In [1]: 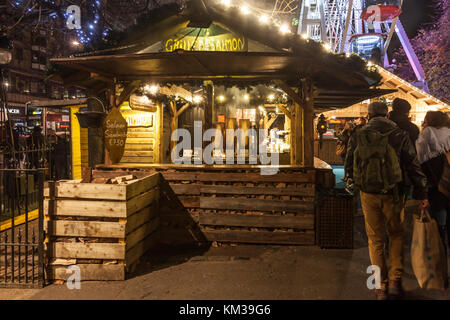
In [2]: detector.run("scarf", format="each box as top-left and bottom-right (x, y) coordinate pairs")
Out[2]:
(415, 126), (450, 164)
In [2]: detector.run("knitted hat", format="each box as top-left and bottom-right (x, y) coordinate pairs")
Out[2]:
(392, 98), (411, 114)
(368, 102), (388, 117)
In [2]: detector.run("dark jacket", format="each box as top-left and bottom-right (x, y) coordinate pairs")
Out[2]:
(345, 116), (428, 200)
(388, 111), (420, 144)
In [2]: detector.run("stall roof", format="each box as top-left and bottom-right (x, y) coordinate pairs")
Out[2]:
(50, 0), (395, 110)
(52, 51), (394, 110)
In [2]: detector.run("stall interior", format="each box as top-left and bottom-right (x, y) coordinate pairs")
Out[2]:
(120, 83), (295, 165)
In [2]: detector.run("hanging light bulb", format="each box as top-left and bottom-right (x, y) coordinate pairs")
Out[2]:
(268, 94), (275, 101)
(240, 5), (250, 15)
(322, 42), (332, 52)
(258, 106), (266, 114)
(218, 95), (225, 102)
(220, 0), (231, 7)
(279, 24), (290, 34)
(243, 94), (249, 101)
(144, 84), (159, 95)
(259, 14), (269, 24)
(193, 95), (203, 104)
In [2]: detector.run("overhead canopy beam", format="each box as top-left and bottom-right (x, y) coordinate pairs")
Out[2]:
(273, 80), (305, 110)
(116, 80), (141, 108)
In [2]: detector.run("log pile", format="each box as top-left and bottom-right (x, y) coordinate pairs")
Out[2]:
(43, 172), (160, 281)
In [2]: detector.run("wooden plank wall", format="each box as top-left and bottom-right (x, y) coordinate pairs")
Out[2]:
(154, 167), (317, 246)
(120, 110), (156, 164)
(44, 173), (160, 281)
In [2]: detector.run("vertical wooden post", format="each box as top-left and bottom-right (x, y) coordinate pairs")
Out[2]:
(204, 81), (215, 128)
(292, 102), (303, 165)
(290, 108), (295, 165)
(301, 79), (315, 168)
(155, 101), (164, 164)
(169, 101), (178, 158)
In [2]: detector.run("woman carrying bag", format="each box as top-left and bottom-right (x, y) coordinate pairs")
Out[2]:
(414, 111), (450, 289)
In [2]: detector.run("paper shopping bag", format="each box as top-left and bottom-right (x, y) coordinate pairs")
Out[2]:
(411, 209), (447, 290)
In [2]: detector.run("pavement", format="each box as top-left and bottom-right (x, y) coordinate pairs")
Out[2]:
(0, 210), (449, 300)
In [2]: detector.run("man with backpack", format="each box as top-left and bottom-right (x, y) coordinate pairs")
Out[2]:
(345, 101), (429, 300)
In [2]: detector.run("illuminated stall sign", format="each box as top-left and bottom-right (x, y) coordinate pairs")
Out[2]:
(121, 110), (154, 127)
(164, 32), (247, 52)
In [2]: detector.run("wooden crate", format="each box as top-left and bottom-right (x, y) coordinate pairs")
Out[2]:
(44, 173), (160, 281)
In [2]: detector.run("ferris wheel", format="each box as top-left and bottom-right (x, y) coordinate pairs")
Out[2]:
(296, 0), (428, 92)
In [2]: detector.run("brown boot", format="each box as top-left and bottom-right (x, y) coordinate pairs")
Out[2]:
(389, 279), (404, 299)
(375, 281), (389, 300)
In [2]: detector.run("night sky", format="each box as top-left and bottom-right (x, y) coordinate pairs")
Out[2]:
(388, 0), (437, 53)
(400, 0), (436, 37)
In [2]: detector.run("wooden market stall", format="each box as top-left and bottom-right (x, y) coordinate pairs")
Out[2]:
(48, 0), (394, 249)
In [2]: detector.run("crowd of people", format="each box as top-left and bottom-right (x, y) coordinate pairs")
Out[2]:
(1, 123), (71, 180)
(337, 98), (450, 299)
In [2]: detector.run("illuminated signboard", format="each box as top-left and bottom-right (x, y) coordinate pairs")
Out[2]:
(121, 110), (154, 127)
(7, 108), (22, 114)
(164, 27), (247, 52)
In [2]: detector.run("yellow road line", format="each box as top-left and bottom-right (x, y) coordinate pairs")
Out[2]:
(0, 209), (39, 232)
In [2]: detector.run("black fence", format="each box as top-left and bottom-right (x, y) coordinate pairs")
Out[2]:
(0, 148), (47, 288)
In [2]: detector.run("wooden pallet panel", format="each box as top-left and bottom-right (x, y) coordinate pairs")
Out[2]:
(48, 243), (125, 259)
(47, 264), (125, 281)
(51, 183), (127, 200)
(125, 234), (158, 268)
(200, 197), (314, 212)
(126, 203), (158, 234)
(160, 171), (315, 183)
(126, 217), (159, 250)
(46, 173), (159, 200)
(45, 189), (158, 218)
(196, 172), (315, 183)
(168, 184), (201, 195)
(199, 213), (314, 230)
(45, 220), (126, 238)
(126, 173), (159, 200)
(198, 185), (315, 197)
(45, 199), (127, 218)
(202, 230), (315, 245)
(126, 189), (159, 216)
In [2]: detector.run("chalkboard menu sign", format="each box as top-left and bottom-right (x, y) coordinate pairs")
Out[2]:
(104, 107), (128, 163)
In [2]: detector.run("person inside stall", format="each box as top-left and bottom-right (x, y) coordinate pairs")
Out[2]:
(54, 132), (70, 180)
